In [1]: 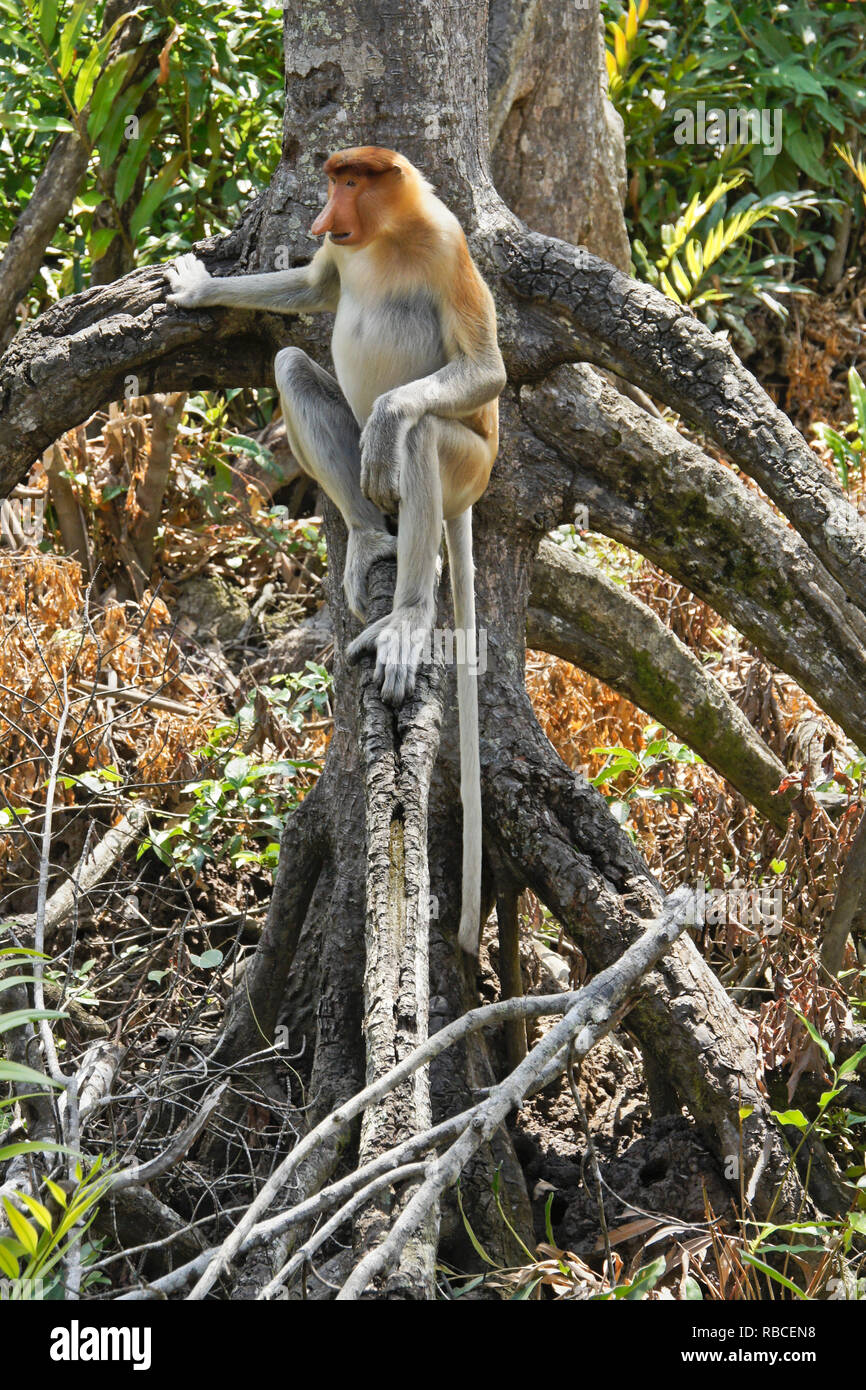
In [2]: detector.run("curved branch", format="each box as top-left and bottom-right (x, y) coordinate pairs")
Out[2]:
(0, 261), (294, 490)
(521, 366), (866, 752)
(496, 224), (866, 611)
(528, 539), (792, 828)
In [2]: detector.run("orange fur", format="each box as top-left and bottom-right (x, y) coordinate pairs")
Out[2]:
(323, 146), (408, 178)
(323, 147), (501, 503)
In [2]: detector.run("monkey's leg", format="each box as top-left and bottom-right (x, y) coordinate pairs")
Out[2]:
(274, 347), (396, 618)
(348, 415), (443, 705)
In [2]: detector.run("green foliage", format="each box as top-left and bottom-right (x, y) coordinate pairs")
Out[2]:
(0, 946), (66, 1149)
(632, 170), (818, 339)
(812, 367), (866, 491)
(0, 947), (109, 1300)
(0, 1161), (111, 1298)
(751, 1022), (866, 1296)
(0, 0), (283, 307)
(139, 664), (330, 875)
(590, 722), (701, 835)
(603, 0), (866, 329)
(591, 1255), (668, 1300)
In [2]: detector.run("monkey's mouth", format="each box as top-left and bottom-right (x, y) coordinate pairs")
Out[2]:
(330, 231), (352, 241)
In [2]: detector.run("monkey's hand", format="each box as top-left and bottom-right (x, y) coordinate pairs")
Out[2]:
(359, 396), (411, 515)
(166, 253), (215, 308)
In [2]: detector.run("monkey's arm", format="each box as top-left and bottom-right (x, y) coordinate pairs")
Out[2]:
(382, 349), (507, 425)
(166, 249), (339, 314)
(359, 348), (505, 514)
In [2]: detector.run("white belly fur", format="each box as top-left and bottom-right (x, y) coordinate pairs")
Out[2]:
(330, 285), (445, 425)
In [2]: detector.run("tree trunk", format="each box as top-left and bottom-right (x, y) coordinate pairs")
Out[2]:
(3, 0), (855, 1296)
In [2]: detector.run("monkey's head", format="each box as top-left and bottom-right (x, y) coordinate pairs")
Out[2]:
(312, 147), (429, 249)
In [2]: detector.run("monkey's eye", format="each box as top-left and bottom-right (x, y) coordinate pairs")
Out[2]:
(346, 179), (356, 187)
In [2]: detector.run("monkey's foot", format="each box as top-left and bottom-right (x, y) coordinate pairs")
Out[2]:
(343, 527), (398, 619)
(347, 603), (432, 706)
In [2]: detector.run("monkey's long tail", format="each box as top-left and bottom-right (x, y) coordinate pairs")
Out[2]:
(444, 510), (482, 954)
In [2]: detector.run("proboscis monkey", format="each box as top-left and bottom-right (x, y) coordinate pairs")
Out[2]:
(166, 146), (506, 953)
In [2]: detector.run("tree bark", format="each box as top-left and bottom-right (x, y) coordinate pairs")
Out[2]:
(489, 0), (631, 269)
(528, 539), (793, 829)
(2, 0), (843, 1293)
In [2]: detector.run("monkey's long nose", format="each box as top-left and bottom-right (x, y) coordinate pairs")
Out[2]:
(311, 198), (336, 237)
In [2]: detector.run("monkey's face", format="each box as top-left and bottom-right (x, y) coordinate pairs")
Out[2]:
(311, 168), (403, 249)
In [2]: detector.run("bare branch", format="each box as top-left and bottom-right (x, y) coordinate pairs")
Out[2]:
(336, 888), (693, 1298)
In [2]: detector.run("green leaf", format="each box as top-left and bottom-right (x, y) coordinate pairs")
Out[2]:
(58, 0), (93, 80)
(685, 237), (703, 282)
(44, 1179), (68, 1210)
(129, 152), (185, 241)
(113, 106), (161, 206)
(39, 0), (60, 46)
(669, 254), (693, 299)
(0, 112), (74, 131)
(0, 1239), (19, 1279)
(818, 1088), (843, 1110)
(621, 1256), (666, 1299)
(0, 1140), (73, 1161)
(849, 369), (866, 446)
(17, 1192), (53, 1233)
(2, 1199), (38, 1255)
(456, 1184), (496, 1268)
(88, 227), (118, 260)
(72, 39), (104, 109)
(787, 129), (826, 183)
(0, 1008), (65, 1036)
(795, 1011), (834, 1067)
(741, 1251), (807, 1298)
(772, 1109), (809, 1130)
(95, 74), (156, 167)
(0, 1061), (64, 1090)
(773, 61), (826, 98)
(0, 974), (39, 992)
(838, 1045), (866, 1078)
(87, 49), (139, 142)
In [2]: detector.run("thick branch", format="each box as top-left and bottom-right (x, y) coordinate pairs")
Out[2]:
(352, 560), (445, 1298)
(521, 366), (866, 753)
(0, 265), (284, 492)
(528, 538), (792, 828)
(495, 224), (866, 611)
